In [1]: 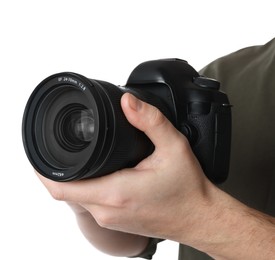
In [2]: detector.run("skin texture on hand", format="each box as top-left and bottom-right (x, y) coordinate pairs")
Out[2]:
(67, 203), (150, 257)
(37, 93), (210, 238)
(37, 93), (275, 259)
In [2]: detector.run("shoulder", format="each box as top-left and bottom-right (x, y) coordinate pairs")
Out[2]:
(199, 38), (275, 91)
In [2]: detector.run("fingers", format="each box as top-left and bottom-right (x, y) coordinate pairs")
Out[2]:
(121, 93), (188, 150)
(36, 170), (109, 203)
(36, 169), (136, 206)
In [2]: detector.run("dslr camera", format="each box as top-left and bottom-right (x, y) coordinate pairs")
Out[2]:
(22, 59), (231, 183)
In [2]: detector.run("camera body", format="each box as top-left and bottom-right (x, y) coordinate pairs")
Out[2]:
(22, 59), (231, 183)
(125, 59), (231, 183)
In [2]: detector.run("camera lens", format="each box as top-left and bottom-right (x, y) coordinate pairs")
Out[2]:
(54, 104), (95, 152)
(22, 72), (153, 181)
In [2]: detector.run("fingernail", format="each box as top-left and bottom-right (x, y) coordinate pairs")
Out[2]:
(128, 94), (142, 111)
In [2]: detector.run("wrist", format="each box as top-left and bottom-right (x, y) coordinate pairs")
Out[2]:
(178, 183), (275, 259)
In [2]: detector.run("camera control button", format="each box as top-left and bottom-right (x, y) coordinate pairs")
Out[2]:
(194, 76), (220, 90)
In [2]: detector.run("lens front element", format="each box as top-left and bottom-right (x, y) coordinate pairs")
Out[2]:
(55, 104), (95, 152)
(73, 109), (95, 142)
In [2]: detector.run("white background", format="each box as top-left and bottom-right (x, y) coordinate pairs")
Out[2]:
(0, 0), (274, 259)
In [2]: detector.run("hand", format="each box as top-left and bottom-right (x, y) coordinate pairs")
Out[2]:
(65, 202), (149, 257)
(37, 93), (214, 242)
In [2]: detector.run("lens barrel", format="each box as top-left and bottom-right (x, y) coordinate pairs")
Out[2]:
(22, 73), (153, 181)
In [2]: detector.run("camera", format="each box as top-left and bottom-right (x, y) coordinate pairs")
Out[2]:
(22, 59), (231, 183)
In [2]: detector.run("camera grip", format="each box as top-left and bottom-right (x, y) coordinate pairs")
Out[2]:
(212, 105), (232, 183)
(187, 103), (231, 183)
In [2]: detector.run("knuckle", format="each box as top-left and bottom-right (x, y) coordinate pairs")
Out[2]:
(106, 191), (129, 208)
(48, 185), (65, 201)
(103, 173), (130, 208)
(174, 135), (194, 158)
(94, 211), (115, 228)
(178, 134), (191, 149)
(177, 135), (191, 152)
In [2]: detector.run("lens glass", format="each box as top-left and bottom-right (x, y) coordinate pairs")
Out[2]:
(73, 110), (95, 142)
(55, 104), (95, 152)
(33, 85), (100, 171)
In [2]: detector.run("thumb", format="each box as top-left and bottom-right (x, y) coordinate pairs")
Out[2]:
(121, 93), (187, 149)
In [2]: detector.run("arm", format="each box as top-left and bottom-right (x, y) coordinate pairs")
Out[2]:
(178, 183), (275, 259)
(38, 93), (275, 259)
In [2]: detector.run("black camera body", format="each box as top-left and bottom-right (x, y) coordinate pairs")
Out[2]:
(23, 59), (231, 183)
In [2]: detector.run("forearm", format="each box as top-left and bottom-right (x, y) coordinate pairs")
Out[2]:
(71, 204), (149, 257)
(180, 185), (275, 260)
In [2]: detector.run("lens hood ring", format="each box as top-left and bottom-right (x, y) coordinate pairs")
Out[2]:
(23, 72), (107, 181)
